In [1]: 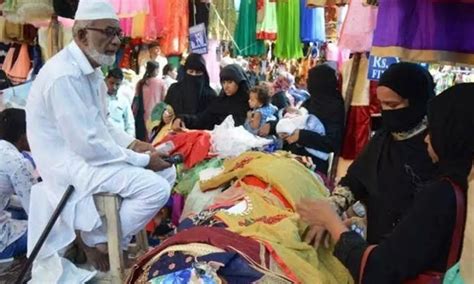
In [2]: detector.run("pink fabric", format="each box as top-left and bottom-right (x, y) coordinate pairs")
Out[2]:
(171, 193), (185, 226)
(326, 43), (350, 72)
(142, 78), (166, 123)
(110, 0), (149, 18)
(202, 40), (220, 86)
(120, 17), (133, 37)
(142, 0), (165, 39)
(160, 0), (189, 55)
(338, 0), (378, 52)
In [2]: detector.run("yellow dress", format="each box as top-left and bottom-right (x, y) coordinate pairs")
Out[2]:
(201, 152), (353, 284)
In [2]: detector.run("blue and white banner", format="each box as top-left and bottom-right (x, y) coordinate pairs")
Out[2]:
(189, 23), (208, 55)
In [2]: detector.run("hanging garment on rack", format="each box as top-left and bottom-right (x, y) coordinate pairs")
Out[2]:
(234, 0), (265, 56)
(372, 0), (474, 65)
(209, 0), (237, 41)
(275, 0), (303, 59)
(307, 0), (349, 7)
(189, 0), (210, 31)
(339, 0), (378, 52)
(161, 1), (189, 56)
(300, 0), (325, 43)
(110, 0), (149, 18)
(2, 43), (31, 85)
(256, 0), (277, 41)
(142, 0), (165, 40)
(340, 54), (372, 159)
(16, 0), (54, 22)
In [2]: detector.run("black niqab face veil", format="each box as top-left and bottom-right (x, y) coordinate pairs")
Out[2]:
(378, 62), (435, 132)
(428, 83), (474, 189)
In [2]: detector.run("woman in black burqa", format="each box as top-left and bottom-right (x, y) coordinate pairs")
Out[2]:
(298, 83), (473, 283)
(165, 53), (216, 117)
(172, 64), (250, 130)
(283, 64), (345, 174)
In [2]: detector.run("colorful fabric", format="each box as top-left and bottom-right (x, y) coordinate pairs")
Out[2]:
(300, 0), (326, 43)
(149, 267), (217, 284)
(339, 0), (378, 52)
(372, 0), (474, 65)
(275, 0), (303, 59)
(160, 1), (189, 56)
(213, 183), (351, 283)
(157, 131), (212, 169)
(173, 158), (224, 196)
(256, 0), (277, 41)
(200, 152), (329, 209)
(234, 0), (266, 56)
(126, 227), (270, 284)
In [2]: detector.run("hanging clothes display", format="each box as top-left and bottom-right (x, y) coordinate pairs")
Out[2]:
(208, 0), (237, 41)
(2, 43), (31, 85)
(372, 0), (474, 65)
(338, 0), (378, 52)
(143, 0), (165, 40)
(234, 0), (265, 57)
(256, 0), (277, 41)
(340, 54), (373, 159)
(160, 0), (189, 56)
(110, 0), (149, 18)
(300, 0), (325, 43)
(16, 0), (54, 22)
(189, 0), (210, 31)
(275, 0), (303, 59)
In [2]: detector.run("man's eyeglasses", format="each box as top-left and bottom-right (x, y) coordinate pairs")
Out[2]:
(86, 27), (124, 39)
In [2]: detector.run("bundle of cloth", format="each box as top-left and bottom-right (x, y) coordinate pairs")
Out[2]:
(276, 110), (330, 162)
(127, 152), (353, 284)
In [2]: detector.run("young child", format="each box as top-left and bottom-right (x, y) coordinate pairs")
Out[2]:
(244, 85), (278, 135)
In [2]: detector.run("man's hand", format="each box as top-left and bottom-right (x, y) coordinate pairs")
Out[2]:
(129, 140), (155, 153)
(146, 152), (172, 172)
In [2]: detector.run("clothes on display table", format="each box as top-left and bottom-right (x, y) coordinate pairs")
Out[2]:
(372, 0), (474, 65)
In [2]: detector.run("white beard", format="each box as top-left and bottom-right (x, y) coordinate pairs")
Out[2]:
(84, 46), (115, 66)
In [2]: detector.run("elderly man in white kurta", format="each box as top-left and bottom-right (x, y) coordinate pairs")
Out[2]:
(25, 0), (175, 281)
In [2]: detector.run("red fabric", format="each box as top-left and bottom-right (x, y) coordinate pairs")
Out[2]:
(239, 176), (293, 210)
(369, 81), (381, 116)
(341, 106), (371, 160)
(126, 227), (268, 283)
(157, 131), (212, 169)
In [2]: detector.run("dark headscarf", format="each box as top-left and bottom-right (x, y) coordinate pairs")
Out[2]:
(165, 53), (216, 116)
(213, 64), (250, 126)
(303, 64), (345, 153)
(342, 62), (437, 244)
(0, 108), (26, 144)
(428, 83), (474, 189)
(378, 62), (435, 132)
(304, 64), (345, 129)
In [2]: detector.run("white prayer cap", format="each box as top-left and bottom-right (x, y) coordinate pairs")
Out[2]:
(74, 0), (118, 21)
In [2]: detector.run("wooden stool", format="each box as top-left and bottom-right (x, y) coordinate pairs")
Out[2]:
(93, 193), (149, 283)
